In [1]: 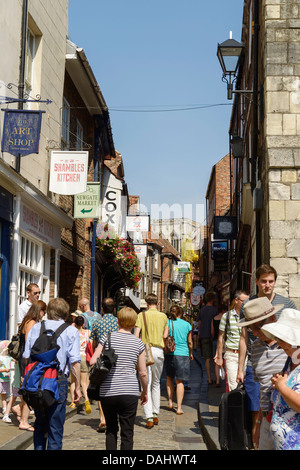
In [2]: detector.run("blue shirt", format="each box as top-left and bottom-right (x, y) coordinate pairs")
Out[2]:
(23, 320), (81, 376)
(167, 318), (191, 356)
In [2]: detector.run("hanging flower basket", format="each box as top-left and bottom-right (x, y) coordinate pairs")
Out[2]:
(96, 224), (141, 290)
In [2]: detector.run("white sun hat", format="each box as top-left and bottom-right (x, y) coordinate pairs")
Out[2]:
(261, 308), (300, 347)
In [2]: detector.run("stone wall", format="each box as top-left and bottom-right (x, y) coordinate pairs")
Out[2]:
(264, 0), (300, 308)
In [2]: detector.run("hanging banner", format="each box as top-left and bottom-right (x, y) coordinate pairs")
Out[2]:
(126, 215), (150, 232)
(1, 109), (44, 157)
(49, 151), (88, 195)
(74, 182), (100, 218)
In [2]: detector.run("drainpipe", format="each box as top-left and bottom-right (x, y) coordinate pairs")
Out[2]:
(17, 0), (28, 173)
(252, 0), (261, 267)
(90, 123), (100, 311)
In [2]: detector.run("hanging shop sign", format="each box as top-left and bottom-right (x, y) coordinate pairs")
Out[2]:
(211, 240), (228, 259)
(74, 182), (100, 218)
(1, 109), (44, 157)
(214, 216), (237, 240)
(174, 266), (185, 283)
(134, 244), (148, 259)
(49, 151), (88, 195)
(190, 293), (201, 306)
(177, 261), (191, 273)
(126, 215), (150, 232)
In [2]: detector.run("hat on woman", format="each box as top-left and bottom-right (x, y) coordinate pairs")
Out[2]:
(71, 310), (81, 317)
(261, 308), (300, 347)
(0, 340), (10, 354)
(237, 297), (284, 327)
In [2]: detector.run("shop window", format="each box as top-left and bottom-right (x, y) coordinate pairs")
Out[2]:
(18, 235), (42, 304)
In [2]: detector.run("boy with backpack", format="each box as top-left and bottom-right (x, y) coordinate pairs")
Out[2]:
(22, 297), (81, 450)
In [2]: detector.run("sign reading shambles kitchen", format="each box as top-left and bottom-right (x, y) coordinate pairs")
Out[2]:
(49, 151), (88, 195)
(1, 109), (44, 157)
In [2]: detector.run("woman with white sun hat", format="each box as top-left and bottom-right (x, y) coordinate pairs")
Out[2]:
(261, 308), (300, 450)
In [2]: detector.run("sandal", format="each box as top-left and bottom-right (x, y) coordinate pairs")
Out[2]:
(19, 425), (34, 432)
(69, 403), (76, 409)
(96, 424), (106, 433)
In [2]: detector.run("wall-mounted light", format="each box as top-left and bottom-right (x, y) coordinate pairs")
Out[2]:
(230, 135), (243, 158)
(217, 32), (244, 99)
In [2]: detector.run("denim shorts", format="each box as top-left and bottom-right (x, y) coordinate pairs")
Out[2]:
(165, 355), (190, 381)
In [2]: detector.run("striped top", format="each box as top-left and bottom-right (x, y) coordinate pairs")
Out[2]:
(240, 293), (296, 365)
(252, 339), (287, 412)
(99, 331), (145, 397)
(219, 308), (242, 350)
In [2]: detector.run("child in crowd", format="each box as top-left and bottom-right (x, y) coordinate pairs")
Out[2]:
(0, 340), (12, 416)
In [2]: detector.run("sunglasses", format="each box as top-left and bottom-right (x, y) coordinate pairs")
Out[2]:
(32, 291), (41, 295)
(248, 318), (267, 332)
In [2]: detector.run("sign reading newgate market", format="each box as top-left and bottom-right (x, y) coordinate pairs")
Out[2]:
(49, 151), (88, 195)
(74, 182), (100, 219)
(1, 109), (44, 157)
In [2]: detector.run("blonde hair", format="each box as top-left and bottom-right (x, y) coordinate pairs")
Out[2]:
(118, 307), (137, 328)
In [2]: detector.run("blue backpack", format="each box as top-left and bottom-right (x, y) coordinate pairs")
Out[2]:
(20, 321), (70, 414)
(82, 311), (99, 330)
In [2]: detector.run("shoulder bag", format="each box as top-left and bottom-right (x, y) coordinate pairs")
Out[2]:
(142, 311), (154, 366)
(8, 327), (23, 361)
(88, 332), (118, 387)
(164, 319), (176, 354)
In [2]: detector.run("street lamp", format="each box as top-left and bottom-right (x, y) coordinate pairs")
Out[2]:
(217, 33), (244, 99)
(230, 135), (243, 158)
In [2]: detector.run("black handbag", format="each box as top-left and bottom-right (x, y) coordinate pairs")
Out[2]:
(88, 332), (118, 387)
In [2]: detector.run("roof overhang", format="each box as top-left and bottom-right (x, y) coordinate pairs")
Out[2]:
(65, 39), (107, 116)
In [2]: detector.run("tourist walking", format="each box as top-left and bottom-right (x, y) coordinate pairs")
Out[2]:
(261, 308), (300, 450)
(23, 298), (81, 450)
(134, 293), (168, 429)
(165, 305), (193, 414)
(90, 307), (148, 450)
(90, 297), (118, 432)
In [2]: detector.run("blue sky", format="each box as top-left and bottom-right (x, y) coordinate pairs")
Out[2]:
(68, 0), (244, 223)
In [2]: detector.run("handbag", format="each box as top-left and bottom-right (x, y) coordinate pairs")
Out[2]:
(165, 320), (176, 354)
(8, 329), (22, 361)
(88, 332), (118, 387)
(86, 341), (93, 365)
(142, 312), (154, 366)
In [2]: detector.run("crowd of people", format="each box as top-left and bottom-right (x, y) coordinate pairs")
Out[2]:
(1, 264), (300, 451)
(212, 264), (300, 450)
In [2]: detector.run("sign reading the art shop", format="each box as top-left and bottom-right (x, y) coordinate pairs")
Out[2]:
(1, 109), (44, 157)
(49, 151), (88, 195)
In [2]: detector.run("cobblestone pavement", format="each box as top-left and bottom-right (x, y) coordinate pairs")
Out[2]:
(26, 353), (206, 451)
(1, 350), (223, 452)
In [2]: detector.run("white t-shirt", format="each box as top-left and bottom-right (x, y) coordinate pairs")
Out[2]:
(18, 299), (32, 324)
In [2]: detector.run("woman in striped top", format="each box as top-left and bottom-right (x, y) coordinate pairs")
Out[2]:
(90, 307), (148, 450)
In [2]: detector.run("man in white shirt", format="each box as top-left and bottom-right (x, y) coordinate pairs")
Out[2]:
(18, 283), (41, 325)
